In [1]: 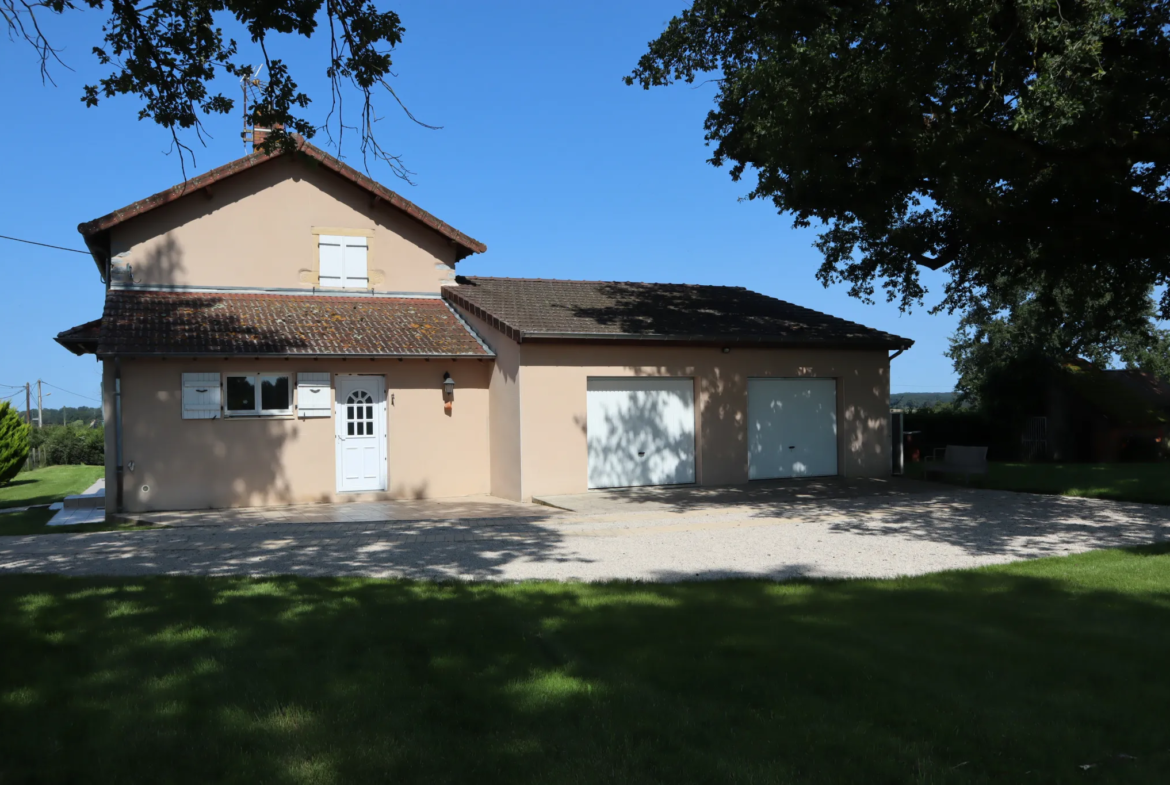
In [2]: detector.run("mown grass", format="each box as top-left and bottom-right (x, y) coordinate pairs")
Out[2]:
(0, 465), (104, 509)
(3, 546), (1170, 783)
(910, 461), (1170, 504)
(0, 508), (152, 536)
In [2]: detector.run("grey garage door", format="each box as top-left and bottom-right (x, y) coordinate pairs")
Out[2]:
(748, 378), (838, 479)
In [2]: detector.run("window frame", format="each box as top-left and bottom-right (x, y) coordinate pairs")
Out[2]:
(223, 372), (293, 418)
(317, 233), (369, 290)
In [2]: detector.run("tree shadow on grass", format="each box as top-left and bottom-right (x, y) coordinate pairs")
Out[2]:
(3, 555), (1170, 783)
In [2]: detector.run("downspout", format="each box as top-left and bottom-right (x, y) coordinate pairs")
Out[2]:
(114, 357), (124, 513)
(888, 344), (910, 476)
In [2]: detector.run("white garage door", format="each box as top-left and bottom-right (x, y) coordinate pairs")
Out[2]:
(587, 378), (696, 489)
(748, 378), (838, 480)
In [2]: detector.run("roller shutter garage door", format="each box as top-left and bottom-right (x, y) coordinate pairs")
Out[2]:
(587, 378), (696, 489)
(748, 378), (838, 480)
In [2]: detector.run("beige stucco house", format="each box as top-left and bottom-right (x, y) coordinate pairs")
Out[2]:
(57, 136), (912, 516)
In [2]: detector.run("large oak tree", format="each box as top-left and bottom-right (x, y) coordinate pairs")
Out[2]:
(2, 0), (423, 178)
(628, 0), (1170, 341)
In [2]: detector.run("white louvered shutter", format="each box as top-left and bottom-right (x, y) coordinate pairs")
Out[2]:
(296, 372), (332, 418)
(182, 372), (222, 419)
(342, 237), (368, 288)
(319, 236), (345, 287)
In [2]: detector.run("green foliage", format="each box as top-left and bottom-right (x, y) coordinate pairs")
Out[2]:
(888, 392), (956, 410)
(5, 0), (417, 178)
(1119, 329), (1170, 382)
(0, 402), (31, 485)
(29, 424), (104, 467)
(947, 283), (1170, 419)
(902, 407), (1004, 458)
(629, 0), (1170, 335)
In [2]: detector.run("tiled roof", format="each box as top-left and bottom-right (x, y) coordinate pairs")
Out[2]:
(1104, 368), (1170, 412)
(443, 277), (912, 349)
(77, 137), (486, 271)
(1062, 360), (1169, 426)
(55, 318), (103, 356)
(90, 289), (493, 357)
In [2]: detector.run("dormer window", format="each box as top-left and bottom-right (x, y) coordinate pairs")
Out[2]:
(318, 234), (369, 289)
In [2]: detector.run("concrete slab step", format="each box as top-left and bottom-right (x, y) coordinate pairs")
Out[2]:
(63, 493), (104, 510)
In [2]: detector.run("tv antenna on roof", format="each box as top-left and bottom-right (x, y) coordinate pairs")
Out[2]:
(240, 64), (266, 151)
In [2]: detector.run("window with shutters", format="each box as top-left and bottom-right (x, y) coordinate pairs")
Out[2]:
(318, 234), (369, 289)
(296, 373), (331, 417)
(182, 373), (222, 420)
(225, 373), (292, 417)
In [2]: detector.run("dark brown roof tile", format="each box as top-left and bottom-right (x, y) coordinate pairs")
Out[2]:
(443, 277), (911, 349)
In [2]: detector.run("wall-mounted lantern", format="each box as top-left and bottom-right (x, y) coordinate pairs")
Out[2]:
(443, 372), (454, 414)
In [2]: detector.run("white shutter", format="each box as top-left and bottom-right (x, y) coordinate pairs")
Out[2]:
(296, 372), (332, 418)
(182, 372), (222, 420)
(319, 236), (344, 287)
(343, 237), (368, 288)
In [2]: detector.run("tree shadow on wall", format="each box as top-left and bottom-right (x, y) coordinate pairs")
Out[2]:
(587, 382), (695, 489)
(116, 237), (305, 510)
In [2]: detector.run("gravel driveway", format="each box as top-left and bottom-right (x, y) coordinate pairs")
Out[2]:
(2, 487), (1168, 581)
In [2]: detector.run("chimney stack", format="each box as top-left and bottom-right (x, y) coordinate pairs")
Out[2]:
(251, 123), (283, 154)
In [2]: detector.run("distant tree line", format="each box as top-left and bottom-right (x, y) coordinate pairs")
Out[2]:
(18, 407), (103, 427)
(889, 393), (956, 411)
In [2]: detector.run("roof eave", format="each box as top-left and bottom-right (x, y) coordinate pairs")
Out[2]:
(56, 337), (99, 356)
(518, 332), (913, 351)
(95, 351), (495, 360)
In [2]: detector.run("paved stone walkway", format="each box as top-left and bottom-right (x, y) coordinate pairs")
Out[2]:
(2, 487), (1168, 581)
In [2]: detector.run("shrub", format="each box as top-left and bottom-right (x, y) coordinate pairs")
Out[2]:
(39, 423), (104, 466)
(0, 402), (31, 485)
(902, 407), (1020, 461)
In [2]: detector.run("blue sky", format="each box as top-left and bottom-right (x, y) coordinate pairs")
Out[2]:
(0, 0), (961, 412)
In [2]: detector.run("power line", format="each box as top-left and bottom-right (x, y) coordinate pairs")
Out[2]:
(40, 381), (102, 403)
(0, 234), (89, 255)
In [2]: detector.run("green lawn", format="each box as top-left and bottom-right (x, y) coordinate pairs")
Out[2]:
(0, 465), (104, 509)
(910, 461), (1170, 504)
(0, 508), (151, 537)
(3, 547), (1170, 783)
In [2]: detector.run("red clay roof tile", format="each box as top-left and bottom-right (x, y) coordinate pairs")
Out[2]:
(93, 290), (492, 357)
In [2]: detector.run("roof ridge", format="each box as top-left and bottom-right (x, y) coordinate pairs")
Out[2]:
(461, 275), (747, 289)
(77, 136), (486, 262)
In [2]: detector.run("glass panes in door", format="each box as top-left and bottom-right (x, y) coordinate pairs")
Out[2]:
(346, 390), (375, 436)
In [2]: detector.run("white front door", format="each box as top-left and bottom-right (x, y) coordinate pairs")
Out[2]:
(747, 378), (838, 480)
(587, 377), (696, 489)
(335, 376), (387, 493)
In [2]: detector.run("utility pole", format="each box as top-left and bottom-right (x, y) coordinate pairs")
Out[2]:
(36, 380), (43, 429)
(25, 383), (31, 425)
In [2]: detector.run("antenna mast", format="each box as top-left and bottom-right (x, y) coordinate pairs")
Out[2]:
(239, 64), (266, 152)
